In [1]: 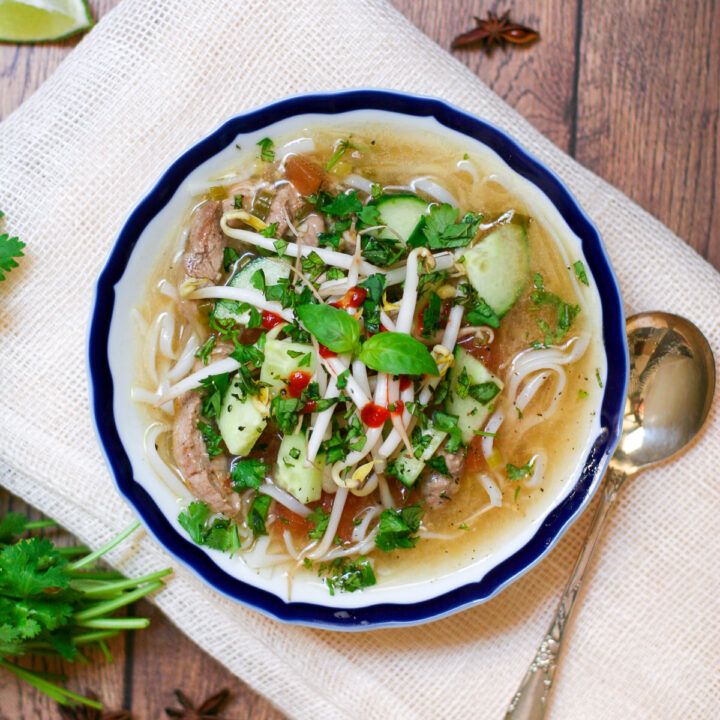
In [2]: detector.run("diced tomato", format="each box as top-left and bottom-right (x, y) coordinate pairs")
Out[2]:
(285, 154), (324, 196)
(318, 344), (337, 359)
(465, 434), (491, 473)
(361, 403), (390, 428)
(287, 370), (312, 398)
(261, 310), (284, 330)
(274, 507), (310, 535)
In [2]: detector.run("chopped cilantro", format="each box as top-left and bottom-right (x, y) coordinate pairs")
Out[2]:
(234, 194), (244, 209)
(223, 246), (240, 272)
(421, 292), (442, 337)
(0, 215), (25, 282)
(195, 336), (216, 365)
(578, 388), (589, 399)
(248, 493), (272, 537)
(409, 203), (480, 250)
(321, 556), (376, 595)
(307, 507), (330, 540)
(426, 455), (449, 475)
(358, 273), (385, 334)
(231, 459), (269, 490)
(375, 504), (424, 552)
(198, 372), (230, 418)
(573, 260), (589, 285)
(197, 421), (223, 459)
(596, 368), (604, 388)
(273, 238), (288, 257)
(261, 222), (279, 238)
(468, 381), (501, 405)
(257, 137), (275, 162)
(325, 138), (353, 171)
(178, 500), (238, 552)
(506, 460), (535, 481)
(531, 273), (581, 343)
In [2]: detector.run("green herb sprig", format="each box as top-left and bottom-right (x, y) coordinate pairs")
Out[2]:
(0, 513), (171, 710)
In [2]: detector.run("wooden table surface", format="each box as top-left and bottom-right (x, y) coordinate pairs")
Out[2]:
(1, 1), (718, 717)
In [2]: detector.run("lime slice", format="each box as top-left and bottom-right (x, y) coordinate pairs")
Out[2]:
(0, 0), (92, 43)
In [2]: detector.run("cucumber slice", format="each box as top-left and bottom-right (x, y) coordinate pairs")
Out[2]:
(217, 376), (268, 456)
(213, 257), (289, 325)
(445, 347), (504, 444)
(274, 433), (324, 504)
(370, 194), (429, 244)
(392, 427), (448, 488)
(259, 339), (316, 395)
(460, 222), (529, 317)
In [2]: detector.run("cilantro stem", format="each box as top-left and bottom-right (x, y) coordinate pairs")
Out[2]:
(69, 570), (125, 580)
(23, 520), (57, 530)
(0, 659), (103, 709)
(75, 617), (151, 630)
(73, 580), (164, 620)
(71, 568), (172, 596)
(70, 630), (120, 645)
(68, 521), (140, 570)
(57, 545), (90, 556)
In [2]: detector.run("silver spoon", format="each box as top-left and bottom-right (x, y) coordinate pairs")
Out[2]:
(505, 312), (715, 720)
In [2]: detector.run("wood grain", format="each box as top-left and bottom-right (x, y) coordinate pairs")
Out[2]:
(1, 0), (718, 717)
(575, 0), (720, 266)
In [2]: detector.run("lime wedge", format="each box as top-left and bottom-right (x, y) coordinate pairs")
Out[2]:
(0, 0), (92, 43)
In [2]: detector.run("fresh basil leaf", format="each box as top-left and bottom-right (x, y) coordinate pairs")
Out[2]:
(359, 333), (439, 375)
(296, 303), (360, 354)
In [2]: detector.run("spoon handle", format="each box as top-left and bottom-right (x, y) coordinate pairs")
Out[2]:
(504, 465), (628, 720)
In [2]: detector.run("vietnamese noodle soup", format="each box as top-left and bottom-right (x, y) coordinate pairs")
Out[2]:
(128, 117), (605, 602)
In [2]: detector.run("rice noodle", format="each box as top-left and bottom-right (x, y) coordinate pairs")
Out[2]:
(481, 409), (505, 460)
(277, 137), (315, 162)
(480, 474), (503, 506)
(411, 176), (459, 207)
(258, 483), (312, 517)
(144, 424), (191, 499)
(307, 488), (348, 559)
(352, 359), (371, 397)
(159, 356), (240, 403)
(167, 333), (200, 382)
(158, 312), (176, 359)
(221, 214), (381, 276)
(352, 506), (381, 542)
(306, 377), (339, 463)
(344, 173), (374, 194)
(158, 278), (178, 300)
(377, 474), (395, 509)
(456, 159), (478, 181)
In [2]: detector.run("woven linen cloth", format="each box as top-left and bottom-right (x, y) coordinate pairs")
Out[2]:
(1, 1), (719, 717)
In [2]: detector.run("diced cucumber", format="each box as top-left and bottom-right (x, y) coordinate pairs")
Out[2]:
(274, 433), (324, 504)
(259, 339), (316, 395)
(217, 375), (268, 456)
(459, 222), (529, 317)
(213, 256), (289, 325)
(392, 427), (447, 488)
(370, 194), (429, 244)
(445, 347), (504, 444)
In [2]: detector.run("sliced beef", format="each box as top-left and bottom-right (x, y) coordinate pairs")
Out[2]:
(172, 391), (239, 516)
(184, 201), (224, 282)
(298, 214), (324, 248)
(266, 183), (303, 237)
(419, 444), (466, 509)
(221, 180), (262, 215)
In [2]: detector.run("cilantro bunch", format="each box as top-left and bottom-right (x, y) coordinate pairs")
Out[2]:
(0, 512), (171, 711)
(0, 210), (25, 282)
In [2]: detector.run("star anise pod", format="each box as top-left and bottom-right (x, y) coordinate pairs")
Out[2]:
(165, 688), (231, 719)
(57, 691), (133, 720)
(452, 10), (539, 55)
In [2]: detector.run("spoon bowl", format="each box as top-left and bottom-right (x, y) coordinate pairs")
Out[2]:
(612, 312), (715, 474)
(506, 311), (715, 720)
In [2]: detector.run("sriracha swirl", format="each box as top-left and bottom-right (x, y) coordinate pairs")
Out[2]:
(287, 371), (312, 398)
(261, 310), (284, 330)
(361, 403), (390, 428)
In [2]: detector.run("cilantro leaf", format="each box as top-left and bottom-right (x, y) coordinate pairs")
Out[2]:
(248, 494), (272, 537)
(178, 500), (237, 552)
(321, 556), (376, 595)
(0, 232), (25, 282)
(0, 512), (28, 544)
(410, 204), (480, 250)
(257, 137), (275, 162)
(375, 504), (424, 552)
(197, 421), (223, 459)
(573, 260), (589, 285)
(307, 508), (330, 540)
(231, 459), (269, 490)
(358, 273), (385, 334)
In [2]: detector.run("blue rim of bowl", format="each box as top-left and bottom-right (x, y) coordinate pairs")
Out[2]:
(88, 89), (628, 630)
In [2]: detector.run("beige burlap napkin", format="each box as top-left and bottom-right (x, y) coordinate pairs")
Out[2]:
(1, 1), (718, 717)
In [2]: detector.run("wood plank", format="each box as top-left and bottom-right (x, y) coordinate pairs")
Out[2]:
(575, 0), (720, 268)
(390, 0), (579, 153)
(128, 600), (286, 720)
